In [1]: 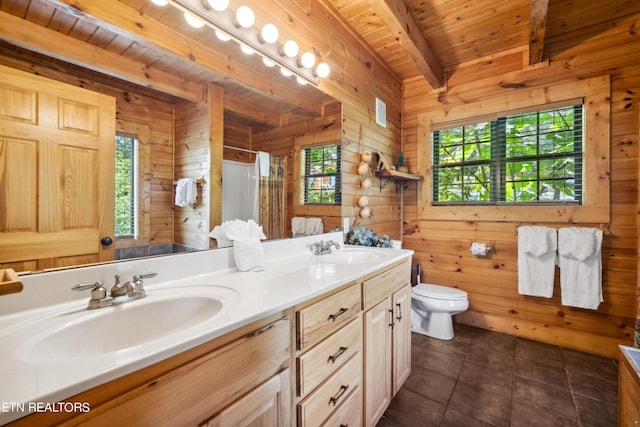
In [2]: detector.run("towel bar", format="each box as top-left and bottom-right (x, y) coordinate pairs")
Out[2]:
(514, 222), (611, 235)
(173, 177), (205, 185)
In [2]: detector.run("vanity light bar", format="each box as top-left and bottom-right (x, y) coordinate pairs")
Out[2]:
(167, 0), (322, 85)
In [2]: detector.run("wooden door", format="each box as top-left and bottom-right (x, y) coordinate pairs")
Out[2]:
(364, 297), (392, 427)
(0, 64), (116, 271)
(392, 283), (412, 396)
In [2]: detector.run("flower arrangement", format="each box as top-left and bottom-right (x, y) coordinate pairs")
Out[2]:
(345, 227), (392, 248)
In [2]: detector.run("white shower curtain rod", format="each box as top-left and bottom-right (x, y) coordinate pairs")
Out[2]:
(223, 145), (260, 154)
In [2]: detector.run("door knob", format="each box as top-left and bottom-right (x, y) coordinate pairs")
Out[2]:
(101, 236), (114, 246)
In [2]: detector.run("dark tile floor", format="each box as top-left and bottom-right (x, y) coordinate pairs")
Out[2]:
(377, 323), (619, 427)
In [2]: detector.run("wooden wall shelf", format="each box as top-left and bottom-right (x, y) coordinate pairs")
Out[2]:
(373, 152), (423, 192)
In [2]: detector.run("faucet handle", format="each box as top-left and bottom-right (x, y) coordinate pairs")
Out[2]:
(134, 272), (157, 281)
(72, 281), (106, 300)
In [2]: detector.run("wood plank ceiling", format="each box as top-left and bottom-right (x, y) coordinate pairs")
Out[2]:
(327, 0), (640, 87)
(0, 0), (638, 125)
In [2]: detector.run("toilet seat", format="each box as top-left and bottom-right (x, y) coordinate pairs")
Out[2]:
(413, 283), (467, 300)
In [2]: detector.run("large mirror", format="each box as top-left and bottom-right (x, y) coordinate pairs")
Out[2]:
(0, 0), (342, 274)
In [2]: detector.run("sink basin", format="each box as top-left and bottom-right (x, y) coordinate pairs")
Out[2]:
(9, 285), (240, 363)
(317, 247), (388, 265)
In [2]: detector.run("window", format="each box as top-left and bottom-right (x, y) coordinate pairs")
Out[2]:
(115, 133), (138, 237)
(432, 104), (583, 204)
(302, 144), (341, 204)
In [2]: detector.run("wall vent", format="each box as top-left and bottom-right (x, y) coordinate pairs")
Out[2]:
(375, 98), (386, 128)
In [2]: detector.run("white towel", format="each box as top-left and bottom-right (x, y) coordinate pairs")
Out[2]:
(558, 227), (603, 310)
(305, 217), (323, 236)
(517, 226), (557, 298)
(209, 219), (267, 271)
(257, 151), (270, 177)
(175, 178), (197, 207)
(292, 217), (306, 237)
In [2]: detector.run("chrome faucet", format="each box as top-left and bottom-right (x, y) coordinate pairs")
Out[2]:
(72, 272), (157, 310)
(311, 240), (341, 255)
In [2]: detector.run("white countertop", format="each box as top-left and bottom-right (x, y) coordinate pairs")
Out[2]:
(0, 232), (412, 424)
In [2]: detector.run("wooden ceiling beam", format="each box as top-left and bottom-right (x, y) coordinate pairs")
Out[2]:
(0, 11), (203, 102)
(370, 0), (444, 88)
(45, 0), (323, 117)
(224, 95), (283, 128)
(529, 0), (549, 65)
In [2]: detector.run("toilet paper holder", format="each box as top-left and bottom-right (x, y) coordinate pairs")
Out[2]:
(469, 241), (495, 257)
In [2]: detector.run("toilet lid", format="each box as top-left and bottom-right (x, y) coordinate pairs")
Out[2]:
(413, 283), (467, 300)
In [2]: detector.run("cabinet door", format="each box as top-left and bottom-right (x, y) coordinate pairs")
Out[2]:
(204, 369), (290, 427)
(392, 284), (412, 396)
(619, 358), (640, 426)
(364, 297), (392, 427)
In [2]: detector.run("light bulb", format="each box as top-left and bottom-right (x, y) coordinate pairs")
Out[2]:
(296, 77), (308, 85)
(184, 12), (204, 28)
(280, 68), (293, 77)
(262, 58), (276, 67)
(207, 0), (229, 11)
(235, 6), (255, 28)
(316, 62), (330, 78)
(300, 52), (316, 68)
(215, 30), (230, 41)
(240, 44), (255, 55)
(151, 0), (168, 6)
(260, 23), (279, 44)
(282, 40), (298, 58)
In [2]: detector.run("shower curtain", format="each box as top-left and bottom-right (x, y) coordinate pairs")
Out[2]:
(221, 155), (285, 240)
(259, 155), (286, 240)
(222, 160), (259, 223)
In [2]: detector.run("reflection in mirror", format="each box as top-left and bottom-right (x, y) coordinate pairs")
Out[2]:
(0, 0), (340, 274)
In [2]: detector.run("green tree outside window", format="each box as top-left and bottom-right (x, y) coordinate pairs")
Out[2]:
(432, 105), (582, 204)
(303, 144), (341, 205)
(115, 133), (137, 237)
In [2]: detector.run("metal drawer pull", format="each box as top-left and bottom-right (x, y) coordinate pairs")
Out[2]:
(328, 346), (348, 363)
(329, 384), (349, 406)
(389, 309), (395, 328)
(396, 302), (403, 322)
(329, 307), (348, 321)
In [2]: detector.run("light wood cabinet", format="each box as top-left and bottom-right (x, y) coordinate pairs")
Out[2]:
(619, 347), (640, 426)
(364, 296), (392, 424)
(8, 255), (412, 427)
(295, 282), (363, 426)
(362, 260), (412, 427)
(392, 284), (412, 395)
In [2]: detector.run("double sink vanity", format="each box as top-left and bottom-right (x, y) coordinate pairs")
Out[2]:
(0, 231), (413, 426)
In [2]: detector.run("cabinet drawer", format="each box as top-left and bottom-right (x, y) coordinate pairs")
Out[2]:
(297, 283), (361, 351)
(297, 352), (362, 427)
(297, 317), (362, 397)
(322, 382), (362, 427)
(362, 260), (411, 310)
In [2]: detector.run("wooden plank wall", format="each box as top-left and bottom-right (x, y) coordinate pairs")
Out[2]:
(174, 98), (211, 250)
(0, 53), (176, 250)
(223, 117), (254, 163)
(401, 13), (640, 357)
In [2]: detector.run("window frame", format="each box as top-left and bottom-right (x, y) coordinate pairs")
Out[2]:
(416, 76), (610, 223)
(301, 143), (342, 205)
(114, 131), (139, 239)
(431, 104), (584, 205)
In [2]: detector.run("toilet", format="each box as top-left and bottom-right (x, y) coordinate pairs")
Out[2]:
(411, 283), (469, 340)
